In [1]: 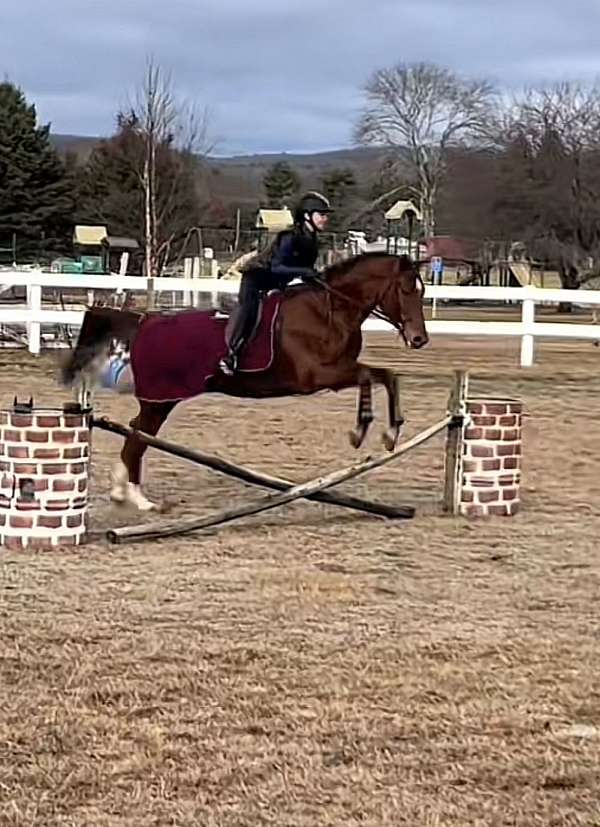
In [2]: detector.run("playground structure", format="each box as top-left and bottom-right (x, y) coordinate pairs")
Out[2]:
(51, 226), (139, 276)
(503, 242), (544, 288)
(384, 200), (422, 259)
(473, 240), (561, 289)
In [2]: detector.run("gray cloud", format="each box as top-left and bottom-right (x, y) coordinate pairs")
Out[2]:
(2, 0), (600, 154)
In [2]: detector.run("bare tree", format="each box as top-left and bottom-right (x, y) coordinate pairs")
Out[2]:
(355, 62), (496, 237)
(506, 82), (600, 156)
(499, 81), (600, 292)
(131, 57), (212, 301)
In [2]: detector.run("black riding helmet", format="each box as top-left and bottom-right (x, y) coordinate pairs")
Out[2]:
(294, 191), (332, 227)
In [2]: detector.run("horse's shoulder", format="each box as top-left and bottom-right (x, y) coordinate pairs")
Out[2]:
(280, 283), (325, 306)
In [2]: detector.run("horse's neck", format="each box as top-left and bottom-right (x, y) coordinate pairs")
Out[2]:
(327, 260), (390, 317)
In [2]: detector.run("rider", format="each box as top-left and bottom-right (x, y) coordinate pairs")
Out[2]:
(218, 191), (331, 375)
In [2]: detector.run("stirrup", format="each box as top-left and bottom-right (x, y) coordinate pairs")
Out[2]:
(219, 353), (238, 376)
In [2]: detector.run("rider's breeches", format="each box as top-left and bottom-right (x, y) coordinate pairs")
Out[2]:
(229, 269), (284, 352)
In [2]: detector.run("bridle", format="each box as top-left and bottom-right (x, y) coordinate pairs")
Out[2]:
(311, 266), (424, 345)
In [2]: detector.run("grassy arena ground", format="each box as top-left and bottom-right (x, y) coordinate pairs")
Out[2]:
(1, 332), (600, 826)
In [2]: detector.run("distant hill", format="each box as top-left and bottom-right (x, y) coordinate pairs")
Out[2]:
(209, 146), (386, 169)
(205, 146), (391, 213)
(49, 133), (389, 203)
(50, 132), (385, 169)
(50, 134), (384, 180)
(47, 133), (499, 242)
(50, 133), (104, 161)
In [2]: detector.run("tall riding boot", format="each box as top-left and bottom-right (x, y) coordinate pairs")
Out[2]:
(219, 273), (261, 375)
(219, 331), (246, 375)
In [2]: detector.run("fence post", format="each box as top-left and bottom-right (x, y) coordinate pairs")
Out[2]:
(520, 296), (535, 367)
(28, 282), (42, 355)
(192, 257), (201, 308)
(25, 283), (31, 345)
(443, 369), (470, 515)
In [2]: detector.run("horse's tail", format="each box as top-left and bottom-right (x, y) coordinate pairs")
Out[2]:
(60, 307), (143, 387)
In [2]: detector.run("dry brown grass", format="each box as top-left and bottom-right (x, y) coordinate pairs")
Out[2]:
(1, 333), (600, 826)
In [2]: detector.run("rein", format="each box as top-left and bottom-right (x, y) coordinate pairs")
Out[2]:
(310, 274), (408, 341)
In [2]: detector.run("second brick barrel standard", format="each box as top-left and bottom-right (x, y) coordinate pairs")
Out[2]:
(460, 397), (523, 518)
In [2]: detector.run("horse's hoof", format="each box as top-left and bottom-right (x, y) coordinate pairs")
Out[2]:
(382, 427), (401, 452)
(136, 499), (159, 513)
(124, 484), (159, 512)
(348, 428), (366, 449)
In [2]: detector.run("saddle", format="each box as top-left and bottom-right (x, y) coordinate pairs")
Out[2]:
(222, 280), (316, 349)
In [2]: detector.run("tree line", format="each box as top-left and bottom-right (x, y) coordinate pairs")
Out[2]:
(0, 59), (211, 276)
(2, 58), (600, 287)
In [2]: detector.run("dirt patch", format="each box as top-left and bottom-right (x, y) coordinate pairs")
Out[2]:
(1, 334), (599, 825)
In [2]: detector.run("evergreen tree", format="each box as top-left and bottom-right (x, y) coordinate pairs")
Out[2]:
(0, 82), (73, 257)
(320, 167), (357, 229)
(262, 162), (300, 208)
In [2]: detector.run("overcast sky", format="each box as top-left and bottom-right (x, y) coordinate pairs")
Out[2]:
(3, 0), (600, 156)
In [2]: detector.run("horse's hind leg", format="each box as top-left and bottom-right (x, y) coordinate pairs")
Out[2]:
(110, 400), (174, 511)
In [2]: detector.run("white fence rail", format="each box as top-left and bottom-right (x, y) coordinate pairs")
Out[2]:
(0, 270), (599, 367)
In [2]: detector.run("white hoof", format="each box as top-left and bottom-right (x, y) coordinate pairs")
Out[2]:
(110, 461), (128, 504)
(125, 483), (158, 512)
(109, 462), (158, 511)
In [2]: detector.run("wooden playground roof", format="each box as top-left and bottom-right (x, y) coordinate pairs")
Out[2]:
(384, 200), (422, 221)
(73, 225), (107, 246)
(106, 236), (140, 251)
(255, 209), (293, 232)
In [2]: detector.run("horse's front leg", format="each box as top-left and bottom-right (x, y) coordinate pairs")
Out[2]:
(349, 371), (374, 449)
(292, 359), (373, 450)
(360, 365), (404, 451)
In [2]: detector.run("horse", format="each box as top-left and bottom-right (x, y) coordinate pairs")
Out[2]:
(61, 252), (428, 511)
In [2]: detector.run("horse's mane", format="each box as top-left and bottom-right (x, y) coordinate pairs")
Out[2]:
(323, 251), (412, 281)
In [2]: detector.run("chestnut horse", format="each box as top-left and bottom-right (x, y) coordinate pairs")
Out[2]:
(62, 252), (428, 511)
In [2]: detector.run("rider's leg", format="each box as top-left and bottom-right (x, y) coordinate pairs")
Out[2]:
(220, 271), (262, 373)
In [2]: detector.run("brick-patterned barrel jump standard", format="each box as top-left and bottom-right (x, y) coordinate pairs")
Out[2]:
(0, 404), (91, 550)
(460, 398), (523, 518)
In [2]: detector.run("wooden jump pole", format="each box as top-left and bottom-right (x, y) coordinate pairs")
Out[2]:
(92, 418), (415, 521)
(106, 411), (457, 544)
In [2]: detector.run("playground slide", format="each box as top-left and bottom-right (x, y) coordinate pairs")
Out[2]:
(508, 261), (542, 288)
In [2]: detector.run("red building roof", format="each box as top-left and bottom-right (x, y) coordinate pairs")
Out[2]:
(422, 236), (480, 263)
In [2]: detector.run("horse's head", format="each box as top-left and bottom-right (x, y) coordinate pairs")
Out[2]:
(378, 254), (428, 349)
